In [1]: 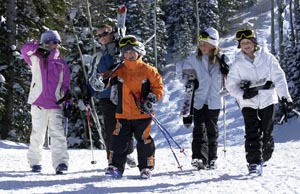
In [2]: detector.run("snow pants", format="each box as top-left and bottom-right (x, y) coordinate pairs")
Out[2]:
(109, 118), (155, 173)
(242, 104), (275, 164)
(27, 105), (69, 169)
(192, 105), (220, 165)
(98, 99), (134, 160)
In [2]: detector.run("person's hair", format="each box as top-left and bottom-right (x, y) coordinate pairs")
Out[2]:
(197, 46), (220, 64)
(99, 24), (113, 33)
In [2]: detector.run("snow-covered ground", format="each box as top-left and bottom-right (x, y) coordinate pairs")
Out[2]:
(1, 0), (300, 193)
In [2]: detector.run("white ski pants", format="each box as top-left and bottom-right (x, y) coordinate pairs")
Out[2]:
(27, 105), (69, 169)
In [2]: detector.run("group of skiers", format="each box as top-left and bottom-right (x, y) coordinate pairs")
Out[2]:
(20, 24), (293, 178)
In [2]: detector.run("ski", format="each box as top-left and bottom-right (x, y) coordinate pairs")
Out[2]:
(117, 5), (127, 38)
(180, 69), (197, 128)
(240, 78), (275, 91)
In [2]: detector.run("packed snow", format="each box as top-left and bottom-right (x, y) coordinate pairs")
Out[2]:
(1, 0), (300, 193)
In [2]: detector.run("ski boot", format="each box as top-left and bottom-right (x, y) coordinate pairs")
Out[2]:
(31, 165), (42, 172)
(140, 168), (151, 179)
(105, 165), (122, 179)
(248, 163), (263, 176)
(191, 159), (207, 170)
(56, 163), (68, 175)
(208, 160), (217, 170)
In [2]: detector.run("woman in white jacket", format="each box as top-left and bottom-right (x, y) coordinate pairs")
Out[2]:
(179, 27), (229, 170)
(226, 28), (293, 175)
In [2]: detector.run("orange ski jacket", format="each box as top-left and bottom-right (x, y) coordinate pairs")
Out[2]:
(111, 58), (163, 120)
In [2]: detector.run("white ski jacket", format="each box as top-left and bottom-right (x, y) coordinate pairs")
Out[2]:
(179, 52), (224, 110)
(226, 47), (292, 109)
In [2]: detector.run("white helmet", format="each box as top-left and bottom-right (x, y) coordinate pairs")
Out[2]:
(40, 30), (61, 44)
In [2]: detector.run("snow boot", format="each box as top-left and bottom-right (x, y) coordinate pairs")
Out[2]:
(56, 163), (68, 174)
(105, 165), (122, 179)
(31, 165), (42, 172)
(140, 168), (151, 179)
(248, 163), (263, 176)
(191, 159), (206, 170)
(208, 160), (217, 170)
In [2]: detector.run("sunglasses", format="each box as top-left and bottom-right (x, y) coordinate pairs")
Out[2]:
(235, 29), (255, 40)
(119, 36), (139, 47)
(198, 31), (216, 41)
(97, 31), (110, 38)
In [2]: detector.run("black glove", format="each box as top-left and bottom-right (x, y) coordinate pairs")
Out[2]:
(219, 54), (229, 75)
(37, 46), (50, 59)
(243, 89), (258, 99)
(281, 97), (293, 112)
(142, 100), (153, 113)
(240, 80), (251, 90)
(141, 92), (157, 112)
(56, 90), (72, 105)
(147, 92), (157, 103)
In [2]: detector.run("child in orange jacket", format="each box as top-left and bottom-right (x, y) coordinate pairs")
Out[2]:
(105, 35), (163, 179)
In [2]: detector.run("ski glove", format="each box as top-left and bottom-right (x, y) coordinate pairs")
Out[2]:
(240, 80), (251, 90)
(56, 90), (72, 105)
(141, 93), (157, 113)
(147, 92), (157, 103)
(89, 73), (105, 92)
(219, 54), (229, 75)
(281, 97), (293, 112)
(142, 100), (153, 113)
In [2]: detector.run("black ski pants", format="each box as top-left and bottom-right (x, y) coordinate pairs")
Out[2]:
(242, 104), (275, 164)
(192, 105), (220, 165)
(109, 118), (155, 173)
(98, 98), (134, 160)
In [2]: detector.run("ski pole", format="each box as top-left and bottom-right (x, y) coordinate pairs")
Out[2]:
(63, 102), (69, 137)
(149, 113), (186, 155)
(222, 94), (227, 156)
(147, 112), (183, 170)
(221, 76), (227, 156)
(86, 108), (96, 164)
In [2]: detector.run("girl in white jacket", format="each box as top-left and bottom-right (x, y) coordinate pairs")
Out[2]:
(226, 28), (293, 175)
(179, 27), (229, 170)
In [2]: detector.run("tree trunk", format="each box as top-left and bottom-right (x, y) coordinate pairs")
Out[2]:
(271, 0), (276, 54)
(290, 0), (295, 47)
(1, 0), (16, 139)
(277, 0), (284, 57)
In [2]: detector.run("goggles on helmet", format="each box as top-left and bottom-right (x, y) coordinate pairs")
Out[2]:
(198, 31), (216, 41)
(235, 29), (255, 41)
(119, 36), (139, 47)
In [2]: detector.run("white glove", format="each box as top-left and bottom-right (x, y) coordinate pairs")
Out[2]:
(89, 73), (105, 92)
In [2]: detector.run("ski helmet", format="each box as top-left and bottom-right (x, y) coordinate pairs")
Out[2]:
(40, 30), (61, 44)
(119, 35), (146, 56)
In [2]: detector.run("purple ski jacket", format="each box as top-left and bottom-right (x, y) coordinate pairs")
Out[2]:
(21, 41), (70, 109)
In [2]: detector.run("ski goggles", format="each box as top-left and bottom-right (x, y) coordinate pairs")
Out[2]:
(198, 31), (216, 41)
(119, 36), (139, 47)
(235, 29), (255, 40)
(97, 31), (110, 38)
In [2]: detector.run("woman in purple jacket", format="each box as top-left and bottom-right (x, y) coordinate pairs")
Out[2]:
(21, 30), (70, 174)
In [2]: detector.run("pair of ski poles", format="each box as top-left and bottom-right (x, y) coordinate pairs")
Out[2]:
(145, 109), (186, 170)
